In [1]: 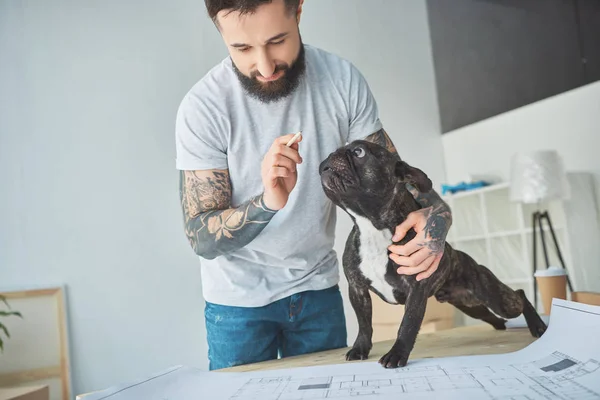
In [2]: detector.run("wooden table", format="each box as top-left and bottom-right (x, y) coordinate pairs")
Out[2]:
(222, 324), (537, 372)
(76, 324), (537, 398)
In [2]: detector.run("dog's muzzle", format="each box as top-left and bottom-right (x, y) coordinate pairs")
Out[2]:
(319, 153), (357, 193)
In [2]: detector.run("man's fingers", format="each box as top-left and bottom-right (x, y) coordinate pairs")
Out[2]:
(395, 254), (436, 276)
(271, 154), (297, 172)
(268, 133), (303, 163)
(392, 212), (419, 242)
(279, 132), (303, 144)
(276, 133), (303, 149)
(416, 254), (442, 281)
(388, 238), (422, 257)
(273, 143), (303, 165)
(282, 145), (303, 164)
(268, 166), (294, 182)
(388, 247), (431, 267)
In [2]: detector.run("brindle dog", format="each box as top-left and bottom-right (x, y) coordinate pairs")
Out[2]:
(319, 140), (547, 368)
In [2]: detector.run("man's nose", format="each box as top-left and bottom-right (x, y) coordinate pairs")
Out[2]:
(256, 51), (276, 78)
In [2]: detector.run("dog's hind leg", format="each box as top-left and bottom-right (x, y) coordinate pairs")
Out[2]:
(482, 281), (546, 338)
(516, 288), (548, 338)
(435, 287), (507, 330)
(464, 260), (547, 338)
(452, 303), (507, 330)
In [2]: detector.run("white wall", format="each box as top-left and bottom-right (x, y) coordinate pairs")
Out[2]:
(0, 0), (444, 396)
(442, 81), (600, 294)
(442, 81), (600, 207)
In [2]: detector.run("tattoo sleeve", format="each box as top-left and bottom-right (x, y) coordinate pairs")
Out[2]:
(179, 169), (277, 260)
(365, 128), (453, 255)
(406, 183), (453, 254)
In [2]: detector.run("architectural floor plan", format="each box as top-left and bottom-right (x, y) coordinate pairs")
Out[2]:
(230, 352), (600, 399)
(84, 299), (600, 400)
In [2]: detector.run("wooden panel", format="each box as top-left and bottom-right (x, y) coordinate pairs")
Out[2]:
(426, 0), (586, 132)
(0, 385), (49, 400)
(0, 287), (72, 400)
(0, 366), (61, 387)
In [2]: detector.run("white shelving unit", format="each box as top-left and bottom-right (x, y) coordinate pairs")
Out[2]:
(442, 172), (600, 317)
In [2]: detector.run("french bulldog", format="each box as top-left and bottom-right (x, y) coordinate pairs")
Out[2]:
(318, 140), (547, 368)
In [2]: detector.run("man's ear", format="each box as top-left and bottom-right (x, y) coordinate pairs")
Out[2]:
(296, 0), (304, 23)
(395, 160), (433, 193)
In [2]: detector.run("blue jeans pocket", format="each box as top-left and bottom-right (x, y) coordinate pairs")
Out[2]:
(204, 302), (280, 370)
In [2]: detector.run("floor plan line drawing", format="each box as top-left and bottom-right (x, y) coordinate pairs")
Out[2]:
(79, 300), (600, 400)
(229, 351), (600, 400)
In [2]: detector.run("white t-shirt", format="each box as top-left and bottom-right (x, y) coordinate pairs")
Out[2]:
(175, 44), (383, 307)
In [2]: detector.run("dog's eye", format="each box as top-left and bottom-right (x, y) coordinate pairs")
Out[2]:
(353, 147), (365, 158)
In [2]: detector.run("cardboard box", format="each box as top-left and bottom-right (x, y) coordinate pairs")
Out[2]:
(370, 292), (456, 342)
(572, 291), (600, 306)
(0, 385), (49, 400)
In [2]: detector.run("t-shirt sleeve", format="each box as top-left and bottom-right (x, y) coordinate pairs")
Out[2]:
(175, 93), (229, 171)
(346, 63), (383, 143)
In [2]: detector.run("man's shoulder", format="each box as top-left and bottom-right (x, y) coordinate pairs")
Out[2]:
(305, 44), (357, 74)
(304, 44), (367, 92)
(177, 57), (234, 117)
(184, 57), (235, 98)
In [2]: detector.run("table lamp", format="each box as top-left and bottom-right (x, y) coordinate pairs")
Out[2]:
(509, 150), (574, 309)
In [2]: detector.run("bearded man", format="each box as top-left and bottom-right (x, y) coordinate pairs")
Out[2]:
(175, 0), (453, 370)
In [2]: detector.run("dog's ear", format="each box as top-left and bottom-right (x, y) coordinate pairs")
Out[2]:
(395, 160), (433, 193)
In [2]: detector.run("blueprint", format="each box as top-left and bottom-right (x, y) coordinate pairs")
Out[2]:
(84, 299), (600, 400)
(229, 354), (600, 399)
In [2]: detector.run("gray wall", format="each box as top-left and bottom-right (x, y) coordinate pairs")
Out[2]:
(426, 0), (600, 133)
(0, 0), (444, 395)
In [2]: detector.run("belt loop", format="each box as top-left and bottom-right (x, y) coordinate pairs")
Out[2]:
(289, 293), (303, 321)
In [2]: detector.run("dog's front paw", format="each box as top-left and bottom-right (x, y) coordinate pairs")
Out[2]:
(379, 346), (409, 368)
(346, 345), (370, 361)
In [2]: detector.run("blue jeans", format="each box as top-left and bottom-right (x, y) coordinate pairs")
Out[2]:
(204, 284), (347, 370)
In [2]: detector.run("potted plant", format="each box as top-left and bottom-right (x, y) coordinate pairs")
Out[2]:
(0, 294), (23, 352)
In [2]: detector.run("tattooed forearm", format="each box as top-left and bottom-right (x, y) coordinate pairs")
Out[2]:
(406, 183), (453, 255)
(182, 170), (231, 216)
(179, 170), (277, 260)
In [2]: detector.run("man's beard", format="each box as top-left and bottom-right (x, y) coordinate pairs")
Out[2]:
(232, 43), (306, 104)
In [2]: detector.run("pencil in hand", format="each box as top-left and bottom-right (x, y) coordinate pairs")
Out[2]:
(286, 131), (302, 147)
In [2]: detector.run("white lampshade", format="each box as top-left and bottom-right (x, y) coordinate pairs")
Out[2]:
(509, 150), (570, 204)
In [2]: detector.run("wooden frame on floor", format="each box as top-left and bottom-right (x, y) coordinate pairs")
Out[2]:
(0, 285), (73, 400)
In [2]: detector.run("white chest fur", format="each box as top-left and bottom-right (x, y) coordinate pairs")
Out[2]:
(348, 211), (397, 304)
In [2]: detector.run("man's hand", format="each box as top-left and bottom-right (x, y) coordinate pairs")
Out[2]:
(387, 206), (449, 281)
(261, 133), (303, 210)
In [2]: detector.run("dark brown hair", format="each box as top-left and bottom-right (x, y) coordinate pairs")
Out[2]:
(205, 0), (300, 22)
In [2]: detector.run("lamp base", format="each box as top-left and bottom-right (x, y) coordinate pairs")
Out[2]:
(531, 210), (574, 309)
